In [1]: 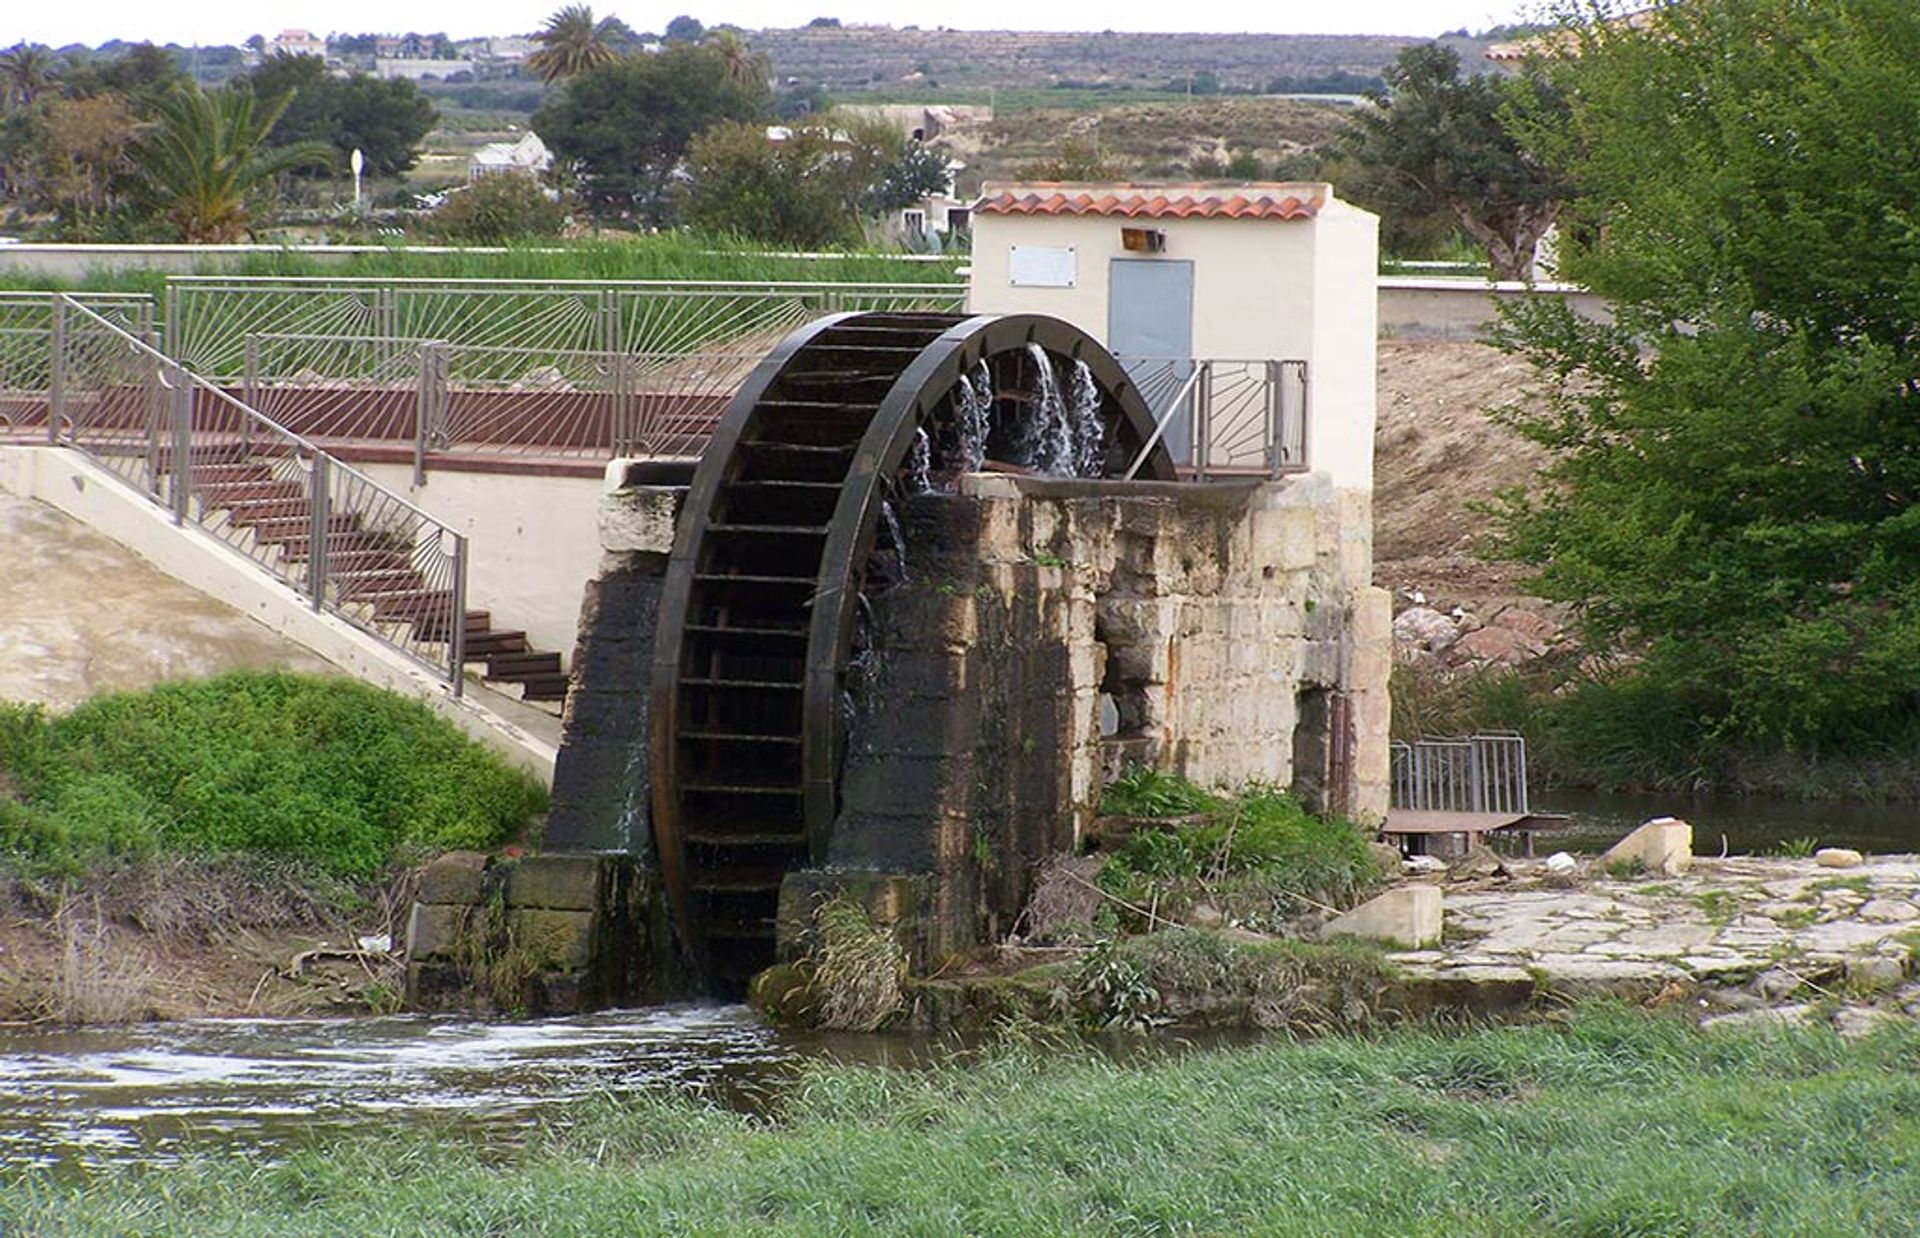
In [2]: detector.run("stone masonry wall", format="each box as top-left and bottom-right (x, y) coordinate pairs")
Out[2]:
(801, 473), (1390, 965)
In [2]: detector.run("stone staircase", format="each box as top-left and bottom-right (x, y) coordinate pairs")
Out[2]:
(191, 451), (569, 704)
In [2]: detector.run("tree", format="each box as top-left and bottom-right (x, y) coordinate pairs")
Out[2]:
(531, 43), (768, 224)
(526, 5), (621, 84)
(248, 54), (437, 177)
(863, 139), (950, 213)
(681, 122), (866, 247)
(431, 174), (567, 241)
(1344, 44), (1568, 280)
(0, 43), (57, 110)
(664, 15), (706, 43)
(702, 30), (766, 89)
(127, 82), (332, 242)
(1489, 0), (1920, 752)
(23, 94), (137, 230)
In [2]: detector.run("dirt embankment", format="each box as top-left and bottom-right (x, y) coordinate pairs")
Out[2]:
(0, 861), (403, 1025)
(1372, 339), (1569, 666)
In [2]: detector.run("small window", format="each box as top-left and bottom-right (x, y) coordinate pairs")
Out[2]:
(902, 209), (927, 234)
(947, 207), (971, 233)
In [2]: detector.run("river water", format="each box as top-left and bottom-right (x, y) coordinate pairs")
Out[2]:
(1534, 789), (1920, 857)
(0, 1004), (933, 1174)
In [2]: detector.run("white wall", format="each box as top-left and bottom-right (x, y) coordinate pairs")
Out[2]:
(354, 463), (604, 656)
(966, 188), (1380, 494)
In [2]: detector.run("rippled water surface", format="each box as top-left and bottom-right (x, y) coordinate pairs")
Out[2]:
(0, 1004), (925, 1172)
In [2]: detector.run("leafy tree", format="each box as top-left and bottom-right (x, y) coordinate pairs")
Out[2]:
(702, 29), (766, 89)
(22, 94), (137, 230)
(526, 5), (621, 84)
(1344, 44), (1568, 280)
(126, 81), (332, 241)
(431, 174), (567, 241)
(248, 54), (437, 177)
(863, 139), (951, 213)
(681, 121), (867, 247)
(664, 15), (707, 43)
(531, 43), (767, 225)
(1490, 0), (1920, 751)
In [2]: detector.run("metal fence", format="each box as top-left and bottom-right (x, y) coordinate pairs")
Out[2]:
(165, 277), (969, 380)
(1389, 733), (1531, 815)
(0, 293), (154, 437)
(52, 296), (470, 693)
(242, 331), (764, 479)
(1122, 357), (1310, 480)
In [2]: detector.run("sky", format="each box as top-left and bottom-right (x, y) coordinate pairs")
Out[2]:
(6, 1), (1539, 49)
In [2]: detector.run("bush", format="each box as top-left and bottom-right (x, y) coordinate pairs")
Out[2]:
(0, 672), (545, 878)
(429, 175), (567, 243)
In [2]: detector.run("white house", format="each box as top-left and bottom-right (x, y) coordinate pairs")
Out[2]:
(468, 132), (553, 182)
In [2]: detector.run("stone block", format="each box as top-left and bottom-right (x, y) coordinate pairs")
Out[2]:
(597, 486), (681, 554)
(1601, 817), (1692, 876)
(1816, 848), (1864, 869)
(407, 902), (475, 960)
(415, 851), (489, 905)
(503, 854), (609, 911)
(1250, 505), (1316, 574)
(506, 908), (595, 971)
(1323, 884), (1443, 949)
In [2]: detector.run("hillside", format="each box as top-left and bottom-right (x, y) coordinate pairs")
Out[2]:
(750, 26), (1501, 96)
(943, 96), (1356, 186)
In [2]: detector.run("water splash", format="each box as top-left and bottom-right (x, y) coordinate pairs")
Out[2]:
(954, 361), (993, 475)
(1068, 360), (1105, 478)
(904, 427), (933, 494)
(880, 498), (909, 583)
(1023, 343), (1071, 474)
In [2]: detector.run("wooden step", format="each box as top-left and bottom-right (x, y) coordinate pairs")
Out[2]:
(486, 651), (561, 677)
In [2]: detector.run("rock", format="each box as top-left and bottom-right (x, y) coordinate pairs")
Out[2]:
(1844, 955), (1907, 990)
(1701, 1004), (1815, 1034)
(1448, 843), (1510, 882)
(1404, 855), (1447, 875)
(1832, 1006), (1893, 1040)
(1816, 848), (1864, 869)
(1367, 841), (1405, 875)
(1185, 903), (1226, 930)
(1856, 898), (1919, 924)
(1491, 607), (1559, 645)
(1752, 968), (1804, 1001)
(1322, 884), (1443, 949)
(1392, 606), (1459, 654)
(1600, 818), (1692, 877)
(1543, 851), (1577, 874)
(1450, 625), (1540, 667)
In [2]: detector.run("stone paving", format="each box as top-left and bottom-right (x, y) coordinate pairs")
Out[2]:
(1388, 854), (1920, 1033)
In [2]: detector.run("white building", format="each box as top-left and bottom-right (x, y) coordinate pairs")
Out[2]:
(966, 181), (1379, 494)
(269, 29), (327, 59)
(468, 132), (553, 182)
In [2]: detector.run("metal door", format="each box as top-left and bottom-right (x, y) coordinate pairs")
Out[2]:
(1108, 259), (1195, 463)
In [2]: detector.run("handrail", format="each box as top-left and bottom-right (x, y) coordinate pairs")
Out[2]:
(52, 294), (471, 694)
(1124, 364), (1205, 481)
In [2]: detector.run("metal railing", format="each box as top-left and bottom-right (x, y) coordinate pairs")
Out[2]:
(1389, 733), (1530, 815)
(242, 331), (764, 481)
(51, 296), (470, 693)
(0, 293), (154, 437)
(166, 276), (969, 380)
(1121, 357), (1309, 480)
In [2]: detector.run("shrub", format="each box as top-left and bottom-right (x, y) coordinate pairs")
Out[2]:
(0, 672), (545, 878)
(429, 175), (567, 243)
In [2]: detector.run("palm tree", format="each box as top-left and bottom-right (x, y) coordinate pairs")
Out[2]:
(702, 30), (768, 90)
(526, 5), (620, 84)
(128, 82), (332, 243)
(0, 43), (57, 111)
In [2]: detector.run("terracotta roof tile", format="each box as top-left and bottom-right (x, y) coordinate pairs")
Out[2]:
(971, 182), (1325, 221)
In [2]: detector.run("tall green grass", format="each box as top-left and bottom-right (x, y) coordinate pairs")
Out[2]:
(5, 1006), (1916, 1234)
(0, 671), (545, 878)
(0, 235), (964, 298)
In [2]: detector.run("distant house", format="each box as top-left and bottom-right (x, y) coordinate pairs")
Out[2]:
(835, 103), (991, 143)
(468, 132), (552, 182)
(883, 158), (971, 252)
(270, 29), (327, 59)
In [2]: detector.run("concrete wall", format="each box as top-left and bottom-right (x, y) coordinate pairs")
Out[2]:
(354, 462), (604, 656)
(0, 445), (557, 783)
(1377, 277), (1611, 340)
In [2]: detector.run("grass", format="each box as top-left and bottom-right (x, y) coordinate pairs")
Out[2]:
(4, 1005), (1917, 1233)
(0, 234), (964, 299)
(0, 671), (545, 879)
(1094, 769), (1379, 931)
